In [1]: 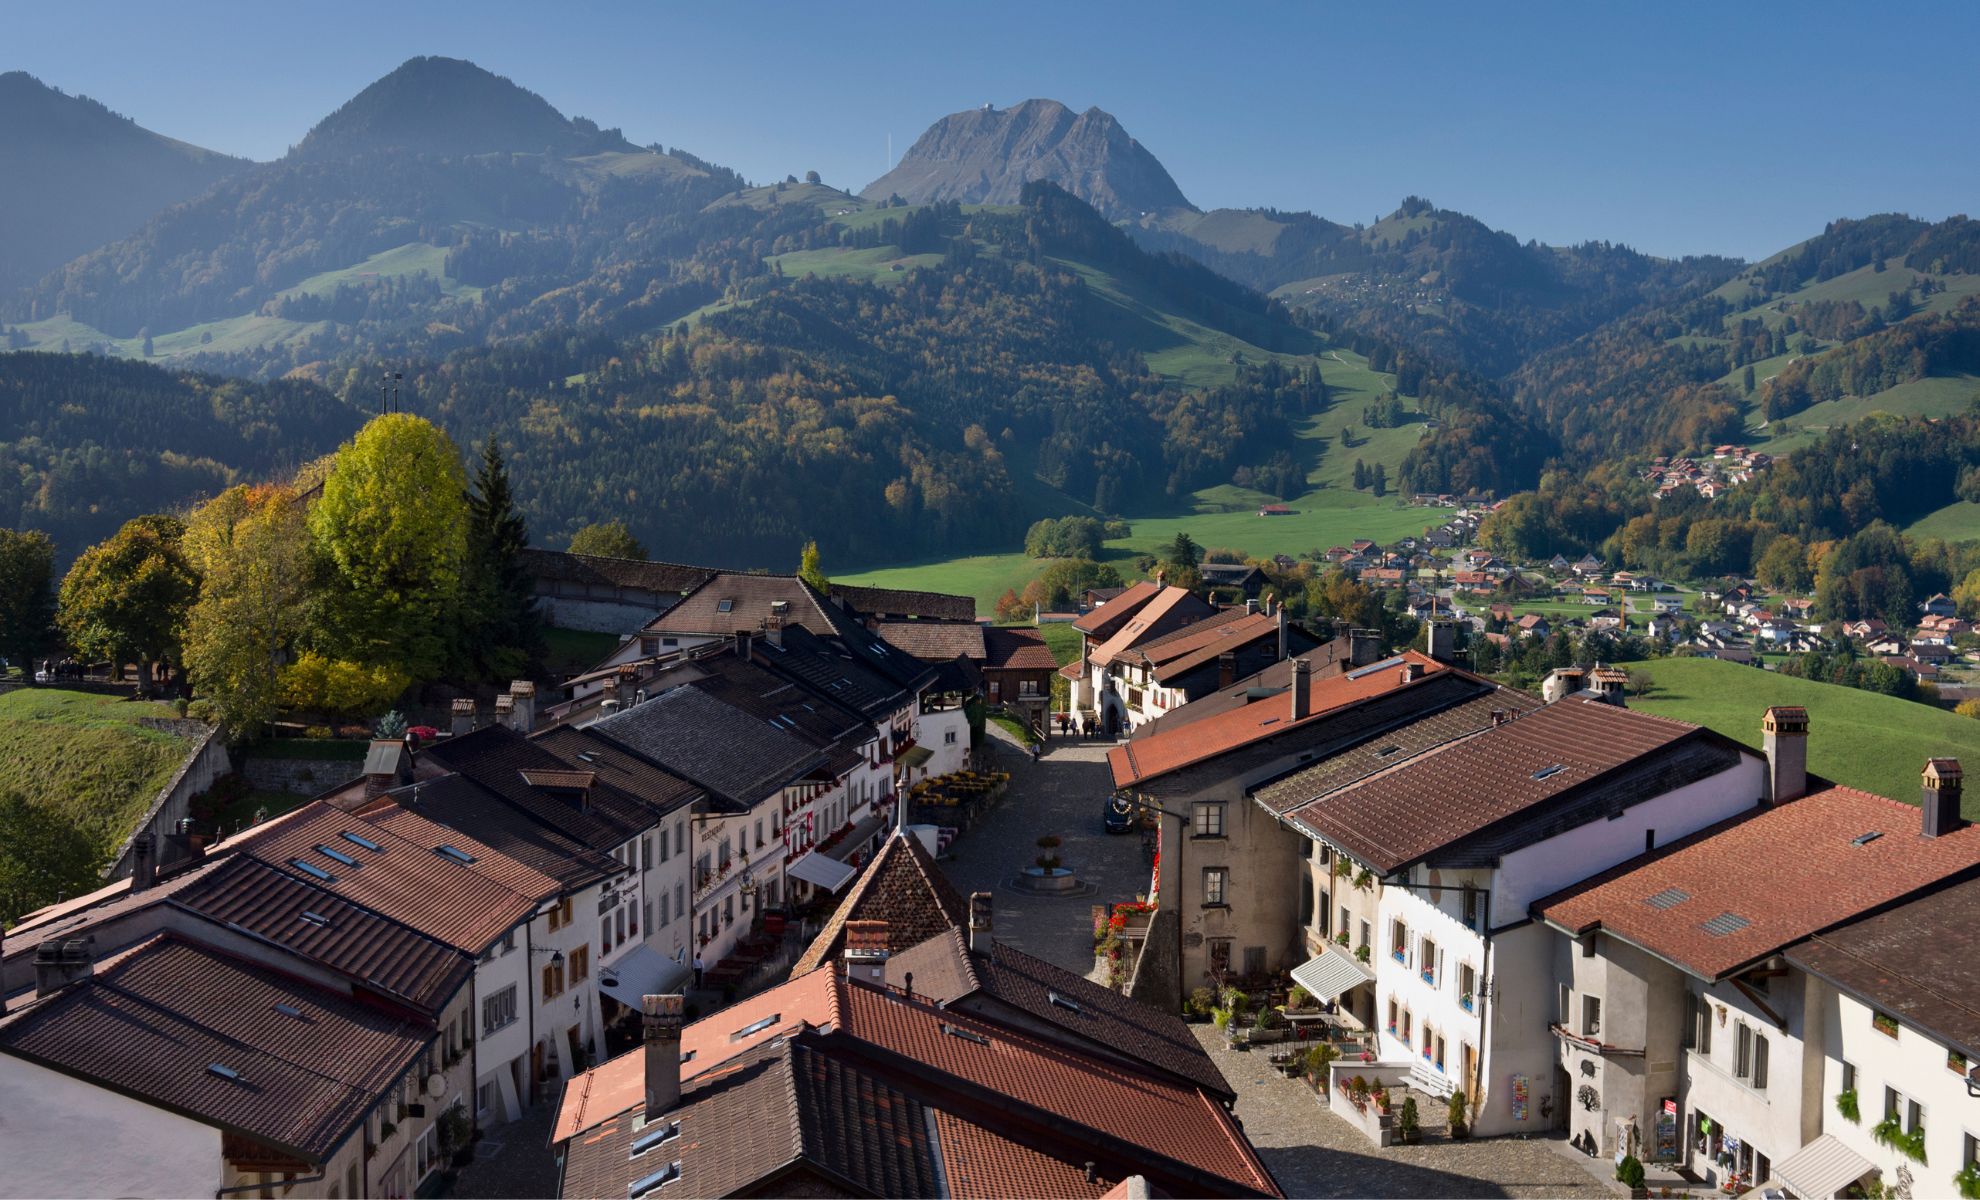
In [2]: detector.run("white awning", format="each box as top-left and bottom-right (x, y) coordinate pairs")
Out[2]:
(597, 943), (691, 1010)
(1290, 948), (1375, 1001)
(787, 851), (858, 893)
(1770, 1134), (1877, 1199)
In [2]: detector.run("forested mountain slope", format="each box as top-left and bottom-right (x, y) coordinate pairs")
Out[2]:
(0, 72), (249, 294)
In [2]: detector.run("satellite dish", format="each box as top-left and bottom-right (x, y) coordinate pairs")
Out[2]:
(426, 1073), (446, 1099)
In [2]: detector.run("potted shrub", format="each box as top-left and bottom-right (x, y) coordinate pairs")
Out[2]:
(1334, 931), (1350, 947)
(1397, 1096), (1421, 1144)
(1447, 1089), (1470, 1139)
(1350, 1075), (1370, 1106)
(1954, 1163), (1980, 1200)
(1355, 944), (1372, 964)
(1251, 1005), (1283, 1043)
(1616, 1154), (1648, 1198)
(1304, 1044), (1338, 1088)
(1186, 986), (1215, 1023)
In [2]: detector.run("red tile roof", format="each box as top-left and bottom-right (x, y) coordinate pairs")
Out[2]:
(1536, 784), (1980, 979)
(933, 1108), (1118, 1198)
(1137, 611), (1281, 683)
(1089, 587), (1214, 667)
(1072, 579), (1161, 635)
(1110, 653), (1448, 788)
(552, 966), (842, 1142)
(877, 620), (988, 662)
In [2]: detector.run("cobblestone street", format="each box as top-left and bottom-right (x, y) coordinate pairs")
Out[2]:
(936, 734), (1148, 972)
(1193, 1028), (1620, 1199)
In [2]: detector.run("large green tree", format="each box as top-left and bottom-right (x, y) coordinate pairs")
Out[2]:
(307, 414), (469, 681)
(0, 528), (55, 676)
(58, 514), (198, 688)
(182, 483), (313, 738)
(568, 521), (646, 560)
(461, 436), (541, 680)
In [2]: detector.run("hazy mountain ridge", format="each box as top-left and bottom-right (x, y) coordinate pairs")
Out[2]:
(862, 99), (1195, 220)
(291, 56), (637, 161)
(0, 71), (249, 293)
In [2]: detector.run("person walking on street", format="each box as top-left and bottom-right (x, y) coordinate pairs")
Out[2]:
(693, 954), (705, 988)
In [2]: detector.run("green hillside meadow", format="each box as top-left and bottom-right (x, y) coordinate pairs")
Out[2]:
(1628, 657), (1980, 815)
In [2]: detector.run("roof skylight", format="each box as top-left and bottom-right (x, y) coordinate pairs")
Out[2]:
(340, 831), (383, 852)
(288, 859), (336, 883)
(315, 844), (360, 867)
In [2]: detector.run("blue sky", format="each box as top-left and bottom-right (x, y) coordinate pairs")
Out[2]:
(11, 0), (1977, 258)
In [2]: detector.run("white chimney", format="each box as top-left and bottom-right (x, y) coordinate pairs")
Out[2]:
(843, 919), (891, 985)
(508, 680), (536, 731)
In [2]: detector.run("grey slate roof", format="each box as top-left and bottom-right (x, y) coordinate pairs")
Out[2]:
(592, 686), (828, 808)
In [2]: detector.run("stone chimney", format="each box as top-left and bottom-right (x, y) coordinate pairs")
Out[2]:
(1490, 708), (1509, 728)
(493, 693), (515, 729)
(732, 629), (754, 662)
(1427, 619), (1457, 665)
(1154, 568), (1166, 589)
(968, 892), (993, 954)
(508, 681), (536, 732)
(641, 994), (685, 1118)
(843, 919), (891, 985)
(1922, 759), (1965, 838)
(130, 833), (156, 894)
(763, 614), (785, 648)
(364, 740), (406, 801)
(1218, 652), (1239, 690)
(1349, 629), (1381, 668)
(1290, 658), (1311, 721)
(1245, 598), (1258, 615)
(450, 698), (477, 738)
(34, 936), (94, 997)
(1762, 706), (1809, 805)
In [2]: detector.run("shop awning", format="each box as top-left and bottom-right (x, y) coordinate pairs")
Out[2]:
(823, 812), (890, 864)
(598, 943), (691, 1010)
(1770, 1134), (1876, 1199)
(898, 745), (934, 770)
(1290, 948), (1375, 1001)
(786, 851), (858, 893)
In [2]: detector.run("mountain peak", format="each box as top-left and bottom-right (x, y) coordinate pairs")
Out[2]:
(291, 56), (634, 161)
(861, 98), (1195, 220)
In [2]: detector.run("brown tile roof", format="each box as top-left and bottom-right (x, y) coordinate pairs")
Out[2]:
(1257, 687), (1543, 816)
(1135, 638), (1351, 734)
(1072, 579), (1161, 636)
(790, 830), (969, 976)
(1089, 587), (1216, 667)
(552, 966), (842, 1143)
(829, 583), (975, 623)
(877, 620), (988, 662)
(644, 572), (850, 639)
(172, 857), (472, 1016)
(887, 929), (1233, 1100)
(834, 983), (1277, 1196)
(0, 937), (428, 1162)
(1786, 873), (1980, 1059)
(1289, 696), (1708, 873)
(238, 801), (545, 952)
(1137, 611), (1284, 683)
(558, 972), (1278, 1199)
(1537, 784), (1980, 979)
(531, 727), (702, 814)
(1110, 653), (1450, 788)
(517, 547), (715, 596)
(932, 1108), (1117, 1199)
(983, 625), (1060, 672)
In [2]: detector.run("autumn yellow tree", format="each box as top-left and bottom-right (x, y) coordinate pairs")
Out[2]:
(182, 484), (312, 738)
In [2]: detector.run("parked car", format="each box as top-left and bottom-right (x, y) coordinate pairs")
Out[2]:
(1104, 796), (1136, 835)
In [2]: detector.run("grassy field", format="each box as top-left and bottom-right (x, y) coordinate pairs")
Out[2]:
(0, 688), (191, 839)
(768, 246), (945, 283)
(1627, 658), (1980, 814)
(1037, 622), (1083, 666)
(1905, 499), (1980, 543)
(1751, 373), (1980, 454)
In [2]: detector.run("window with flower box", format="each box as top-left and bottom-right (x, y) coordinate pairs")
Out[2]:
(1459, 962), (1477, 1012)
